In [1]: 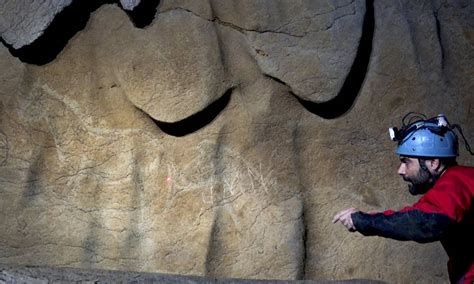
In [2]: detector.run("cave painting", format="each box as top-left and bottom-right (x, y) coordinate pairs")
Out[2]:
(0, 0), (473, 282)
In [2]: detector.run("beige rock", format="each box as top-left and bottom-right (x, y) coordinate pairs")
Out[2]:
(0, 0), (148, 48)
(0, 1), (473, 283)
(0, 0), (73, 48)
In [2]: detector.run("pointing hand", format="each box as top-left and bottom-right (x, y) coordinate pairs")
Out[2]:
(333, 208), (359, 232)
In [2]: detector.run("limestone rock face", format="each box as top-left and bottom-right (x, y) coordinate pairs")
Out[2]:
(0, 0), (473, 283)
(0, 0), (146, 48)
(0, 0), (73, 48)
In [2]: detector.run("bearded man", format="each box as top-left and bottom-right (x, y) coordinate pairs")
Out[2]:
(333, 113), (474, 284)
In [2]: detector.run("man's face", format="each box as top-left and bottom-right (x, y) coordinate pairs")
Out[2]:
(397, 156), (432, 194)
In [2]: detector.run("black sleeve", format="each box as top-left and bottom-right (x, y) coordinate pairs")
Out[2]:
(351, 210), (454, 243)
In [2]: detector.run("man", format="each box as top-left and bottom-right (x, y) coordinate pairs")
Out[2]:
(333, 113), (474, 284)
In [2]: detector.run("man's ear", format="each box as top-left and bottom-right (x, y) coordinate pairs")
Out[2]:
(427, 159), (441, 173)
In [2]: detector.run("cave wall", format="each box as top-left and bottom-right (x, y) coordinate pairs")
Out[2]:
(0, 0), (473, 283)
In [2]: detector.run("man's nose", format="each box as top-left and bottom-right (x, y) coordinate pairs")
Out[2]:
(397, 164), (406, 176)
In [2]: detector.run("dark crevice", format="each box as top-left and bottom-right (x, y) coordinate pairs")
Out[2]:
(1, 0), (160, 65)
(290, 124), (309, 280)
(204, 128), (227, 277)
(292, 0), (374, 119)
(264, 74), (290, 87)
(22, 149), (43, 203)
(123, 0), (161, 28)
(300, 205), (309, 280)
(433, 11), (445, 69)
(139, 87), (233, 137)
(204, 209), (219, 277)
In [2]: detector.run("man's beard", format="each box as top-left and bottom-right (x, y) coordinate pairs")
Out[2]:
(403, 167), (436, 195)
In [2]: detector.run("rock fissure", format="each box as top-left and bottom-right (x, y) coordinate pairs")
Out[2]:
(161, 6), (306, 38)
(433, 11), (445, 69)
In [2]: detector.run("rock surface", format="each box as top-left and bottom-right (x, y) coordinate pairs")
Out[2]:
(0, 264), (386, 284)
(0, 0), (473, 283)
(0, 0), (145, 48)
(0, 0), (73, 48)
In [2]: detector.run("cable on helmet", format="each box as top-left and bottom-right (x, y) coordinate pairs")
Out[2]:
(389, 112), (473, 157)
(451, 123), (474, 156)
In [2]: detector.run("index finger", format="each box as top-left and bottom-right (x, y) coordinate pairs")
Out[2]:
(332, 208), (350, 223)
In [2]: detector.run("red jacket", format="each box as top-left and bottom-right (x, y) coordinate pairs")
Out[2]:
(352, 165), (474, 284)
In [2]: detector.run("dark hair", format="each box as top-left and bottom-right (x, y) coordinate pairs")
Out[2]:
(417, 157), (457, 172)
(439, 157), (458, 168)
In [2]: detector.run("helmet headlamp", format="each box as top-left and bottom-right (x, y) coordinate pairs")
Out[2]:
(388, 114), (449, 142)
(388, 112), (474, 157)
(388, 127), (398, 141)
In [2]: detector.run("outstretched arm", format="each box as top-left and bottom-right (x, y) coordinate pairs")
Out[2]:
(351, 210), (453, 243)
(333, 208), (453, 243)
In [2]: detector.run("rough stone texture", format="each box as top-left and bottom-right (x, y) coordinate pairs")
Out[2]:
(0, 0), (146, 49)
(0, 0), (74, 48)
(0, 264), (386, 284)
(0, 0), (473, 284)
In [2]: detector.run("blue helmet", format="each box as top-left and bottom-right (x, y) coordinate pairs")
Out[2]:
(389, 114), (459, 158)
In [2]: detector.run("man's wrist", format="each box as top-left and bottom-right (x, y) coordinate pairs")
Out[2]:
(351, 211), (370, 233)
